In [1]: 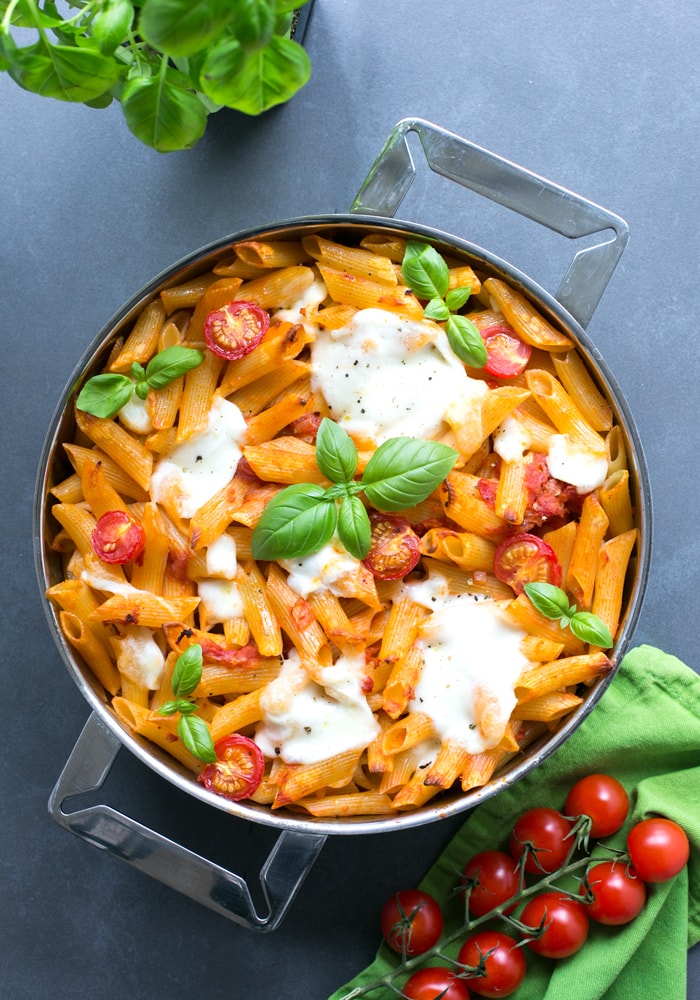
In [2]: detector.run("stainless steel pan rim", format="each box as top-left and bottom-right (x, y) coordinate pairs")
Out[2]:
(34, 211), (651, 836)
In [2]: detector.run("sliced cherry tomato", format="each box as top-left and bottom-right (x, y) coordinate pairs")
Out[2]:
(481, 323), (532, 379)
(627, 817), (690, 882)
(457, 930), (526, 998)
(197, 734), (264, 801)
(461, 850), (520, 917)
(509, 807), (574, 874)
(363, 512), (421, 580)
(520, 892), (589, 958)
(203, 300), (269, 360)
(493, 532), (562, 595)
(581, 860), (646, 925)
(91, 510), (145, 564)
(379, 889), (444, 956)
(403, 966), (471, 1000)
(565, 773), (629, 838)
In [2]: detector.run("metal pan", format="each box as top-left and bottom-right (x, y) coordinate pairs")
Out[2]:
(35, 119), (651, 931)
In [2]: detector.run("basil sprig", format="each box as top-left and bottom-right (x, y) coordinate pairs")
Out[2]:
(157, 644), (216, 763)
(251, 418), (458, 562)
(76, 345), (204, 418)
(524, 582), (614, 648)
(401, 241), (487, 368)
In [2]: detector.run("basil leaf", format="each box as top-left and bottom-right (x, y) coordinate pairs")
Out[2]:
(90, 0), (134, 55)
(252, 484), (337, 560)
(76, 373), (134, 418)
(401, 241), (450, 300)
(362, 438), (458, 512)
(157, 700), (179, 716)
(178, 714), (216, 763)
(569, 612), (613, 648)
(200, 34), (310, 114)
(446, 314), (488, 367)
(423, 297), (450, 322)
(5, 40), (120, 102)
(171, 644), (203, 698)
(139, 0), (234, 58)
(445, 286), (472, 312)
(337, 495), (372, 560)
(524, 582), (572, 620)
(145, 345), (205, 389)
(121, 72), (208, 153)
(315, 417), (358, 484)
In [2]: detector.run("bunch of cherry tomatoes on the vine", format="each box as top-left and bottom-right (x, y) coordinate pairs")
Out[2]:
(370, 774), (690, 1000)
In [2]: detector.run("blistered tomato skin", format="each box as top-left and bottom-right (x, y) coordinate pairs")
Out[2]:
(627, 818), (690, 882)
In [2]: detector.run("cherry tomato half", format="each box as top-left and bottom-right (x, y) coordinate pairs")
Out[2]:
(581, 860), (646, 925)
(402, 967), (471, 1000)
(510, 807), (574, 874)
(363, 512), (421, 580)
(461, 850), (520, 917)
(493, 532), (562, 595)
(380, 889), (444, 956)
(520, 892), (589, 959)
(197, 734), (264, 801)
(627, 817), (690, 883)
(91, 510), (145, 564)
(203, 300), (269, 360)
(565, 773), (629, 838)
(457, 931), (526, 998)
(481, 323), (532, 379)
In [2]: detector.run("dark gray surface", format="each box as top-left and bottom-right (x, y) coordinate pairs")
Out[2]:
(1, 1), (698, 997)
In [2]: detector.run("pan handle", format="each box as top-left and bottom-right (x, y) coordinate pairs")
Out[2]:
(48, 713), (327, 932)
(351, 117), (629, 328)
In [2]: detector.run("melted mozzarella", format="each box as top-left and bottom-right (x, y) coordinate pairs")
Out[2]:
(255, 649), (379, 765)
(272, 276), (328, 328)
(150, 396), (247, 518)
(281, 540), (364, 599)
(112, 625), (165, 690)
(310, 309), (486, 445)
(404, 574), (528, 753)
(546, 434), (608, 493)
(118, 392), (153, 435)
(197, 578), (244, 625)
(205, 533), (237, 579)
(493, 415), (531, 462)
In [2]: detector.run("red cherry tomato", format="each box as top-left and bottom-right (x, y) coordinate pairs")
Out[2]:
(627, 817), (690, 882)
(402, 967), (471, 1000)
(493, 532), (562, 595)
(510, 807), (574, 874)
(581, 860), (646, 925)
(520, 892), (589, 958)
(197, 734), (264, 801)
(481, 323), (532, 379)
(203, 300), (269, 360)
(380, 889), (444, 956)
(565, 773), (629, 838)
(461, 850), (520, 917)
(363, 512), (421, 580)
(91, 510), (145, 564)
(457, 930), (526, 998)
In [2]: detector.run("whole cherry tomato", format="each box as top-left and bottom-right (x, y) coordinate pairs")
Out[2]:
(509, 807), (574, 874)
(565, 773), (629, 838)
(520, 891), (589, 958)
(581, 860), (646, 925)
(380, 889), (444, 956)
(627, 817), (690, 882)
(461, 850), (520, 917)
(457, 930), (526, 998)
(402, 966), (471, 1000)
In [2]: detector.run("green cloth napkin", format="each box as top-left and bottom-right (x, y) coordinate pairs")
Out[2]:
(329, 645), (700, 1000)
